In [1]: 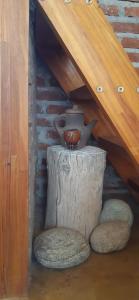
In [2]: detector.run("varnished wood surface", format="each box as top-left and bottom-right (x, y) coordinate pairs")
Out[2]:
(128, 177), (139, 192)
(73, 99), (117, 143)
(99, 138), (139, 199)
(70, 86), (93, 101)
(42, 48), (84, 93)
(0, 1), (29, 297)
(39, 0), (139, 166)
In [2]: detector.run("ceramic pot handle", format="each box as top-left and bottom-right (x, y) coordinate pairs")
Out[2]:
(54, 114), (66, 137)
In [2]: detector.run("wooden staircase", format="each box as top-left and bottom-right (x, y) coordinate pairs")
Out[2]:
(36, 0), (139, 200)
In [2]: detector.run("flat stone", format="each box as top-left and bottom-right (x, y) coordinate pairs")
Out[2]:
(90, 221), (131, 253)
(34, 227), (91, 269)
(99, 199), (134, 227)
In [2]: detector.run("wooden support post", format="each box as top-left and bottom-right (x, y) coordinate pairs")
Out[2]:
(0, 1), (29, 298)
(45, 146), (106, 240)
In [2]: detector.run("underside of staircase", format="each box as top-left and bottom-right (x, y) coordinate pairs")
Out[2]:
(36, 0), (139, 201)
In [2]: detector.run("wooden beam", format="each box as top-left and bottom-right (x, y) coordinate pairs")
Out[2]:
(73, 99), (117, 141)
(99, 138), (139, 189)
(41, 47), (84, 93)
(0, 1), (29, 297)
(70, 86), (93, 101)
(38, 0), (139, 167)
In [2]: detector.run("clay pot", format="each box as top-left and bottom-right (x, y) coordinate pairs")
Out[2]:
(64, 129), (81, 148)
(54, 105), (97, 150)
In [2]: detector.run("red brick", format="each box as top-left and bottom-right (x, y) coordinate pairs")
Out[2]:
(36, 104), (43, 114)
(125, 7), (139, 17)
(101, 5), (119, 16)
(37, 88), (66, 101)
(42, 158), (47, 167)
(121, 38), (139, 49)
(112, 22), (139, 34)
(38, 143), (48, 150)
(37, 170), (47, 177)
(47, 130), (59, 139)
(47, 105), (66, 114)
(36, 76), (45, 87)
(127, 52), (139, 62)
(36, 118), (52, 127)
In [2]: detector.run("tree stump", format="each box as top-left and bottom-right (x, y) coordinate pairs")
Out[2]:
(45, 145), (106, 240)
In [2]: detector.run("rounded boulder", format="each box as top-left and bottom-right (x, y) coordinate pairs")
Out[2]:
(90, 221), (130, 253)
(34, 227), (91, 269)
(99, 199), (133, 227)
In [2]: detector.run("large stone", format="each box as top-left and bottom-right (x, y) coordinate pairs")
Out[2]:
(99, 199), (134, 227)
(90, 221), (131, 253)
(34, 228), (91, 269)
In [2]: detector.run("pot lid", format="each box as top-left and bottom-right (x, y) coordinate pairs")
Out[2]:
(65, 105), (83, 114)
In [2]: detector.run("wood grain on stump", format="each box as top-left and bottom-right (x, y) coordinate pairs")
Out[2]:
(45, 146), (106, 240)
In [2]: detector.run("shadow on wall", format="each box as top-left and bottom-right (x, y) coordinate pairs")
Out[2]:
(34, 57), (71, 235)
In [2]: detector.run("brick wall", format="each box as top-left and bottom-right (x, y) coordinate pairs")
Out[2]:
(34, 60), (128, 234)
(34, 59), (71, 234)
(99, 0), (139, 76)
(34, 0), (139, 234)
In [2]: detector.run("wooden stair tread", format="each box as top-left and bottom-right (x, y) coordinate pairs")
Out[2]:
(100, 148), (134, 183)
(43, 48), (84, 93)
(73, 98), (118, 142)
(36, 4), (84, 93)
(70, 86), (93, 101)
(98, 136), (123, 147)
(128, 177), (139, 192)
(99, 138), (138, 181)
(38, 0), (139, 166)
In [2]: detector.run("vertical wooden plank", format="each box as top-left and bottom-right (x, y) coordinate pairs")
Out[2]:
(0, 0), (29, 297)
